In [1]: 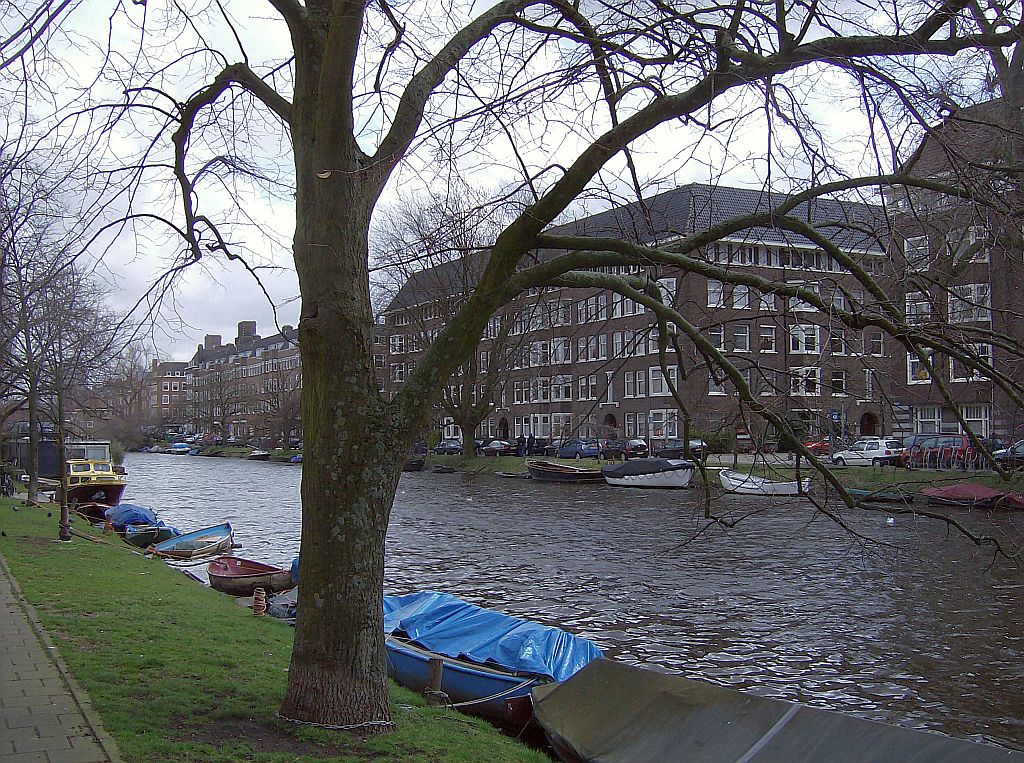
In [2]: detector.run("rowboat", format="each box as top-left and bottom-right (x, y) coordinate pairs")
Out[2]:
(719, 469), (811, 495)
(601, 458), (695, 488)
(148, 522), (234, 560)
(123, 524), (179, 548)
(525, 459), (603, 483)
(206, 556), (296, 596)
(920, 483), (1024, 510)
(384, 591), (602, 723)
(533, 659), (1024, 763)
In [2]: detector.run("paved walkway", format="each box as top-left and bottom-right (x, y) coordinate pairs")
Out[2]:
(0, 551), (122, 763)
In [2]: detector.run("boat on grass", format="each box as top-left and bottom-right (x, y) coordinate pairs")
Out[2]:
(149, 522), (234, 560)
(207, 556), (296, 596)
(602, 458), (695, 488)
(920, 483), (1024, 510)
(719, 469), (811, 495)
(525, 459), (603, 483)
(383, 591), (602, 723)
(846, 487), (914, 504)
(532, 658), (1024, 763)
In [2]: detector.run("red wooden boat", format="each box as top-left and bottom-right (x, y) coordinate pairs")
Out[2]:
(206, 556), (296, 597)
(920, 483), (1024, 510)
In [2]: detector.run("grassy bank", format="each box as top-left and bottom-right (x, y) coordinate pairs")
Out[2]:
(0, 499), (546, 763)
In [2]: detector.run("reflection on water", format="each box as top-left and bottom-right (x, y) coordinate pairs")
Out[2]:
(123, 453), (1024, 749)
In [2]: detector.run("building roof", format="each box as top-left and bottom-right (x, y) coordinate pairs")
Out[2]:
(189, 326), (299, 366)
(382, 182), (884, 314)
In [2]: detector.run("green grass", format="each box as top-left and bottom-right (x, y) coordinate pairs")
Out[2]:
(0, 499), (547, 763)
(739, 463), (1024, 493)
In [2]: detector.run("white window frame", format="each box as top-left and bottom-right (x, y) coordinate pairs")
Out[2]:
(707, 279), (724, 308)
(758, 325), (776, 353)
(950, 343), (992, 382)
(948, 283), (991, 324)
(789, 324), (819, 354)
(790, 367), (820, 396)
(732, 324), (750, 352)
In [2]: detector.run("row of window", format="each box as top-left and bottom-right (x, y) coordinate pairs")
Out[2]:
(905, 285), (992, 324)
(907, 344), (993, 384)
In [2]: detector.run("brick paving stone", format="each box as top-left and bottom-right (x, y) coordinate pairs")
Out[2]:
(12, 733), (72, 753)
(2, 751), (49, 763)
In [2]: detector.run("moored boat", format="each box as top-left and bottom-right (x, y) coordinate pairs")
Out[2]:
(526, 459), (603, 483)
(920, 483), (1024, 510)
(123, 524), (180, 548)
(383, 591), (603, 723)
(532, 659), (1024, 763)
(149, 522), (234, 560)
(846, 487), (914, 504)
(247, 450), (271, 461)
(602, 458), (695, 488)
(207, 556), (296, 596)
(65, 441), (127, 509)
(719, 469), (811, 495)
(170, 443), (191, 455)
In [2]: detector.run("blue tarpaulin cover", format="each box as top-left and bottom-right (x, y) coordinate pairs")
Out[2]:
(383, 591), (603, 682)
(103, 503), (158, 527)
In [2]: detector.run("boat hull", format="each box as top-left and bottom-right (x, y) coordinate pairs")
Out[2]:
(247, 451), (270, 461)
(123, 525), (178, 548)
(150, 522), (234, 560)
(602, 459), (695, 488)
(526, 460), (603, 482)
(719, 470), (811, 495)
(207, 556), (295, 596)
(385, 636), (542, 723)
(68, 482), (125, 510)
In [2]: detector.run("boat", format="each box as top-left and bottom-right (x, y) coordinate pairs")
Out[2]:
(148, 522), (234, 560)
(170, 443), (191, 455)
(601, 458), (695, 488)
(719, 469), (811, 495)
(383, 591), (603, 723)
(206, 556), (296, 596)
(65, 441), (127, 510)
(525, 459), (603, 483)
(920, 483), (1024, 510)
(402, 457), (426, 472)
(247, 450), (271, 461)
(532, 659), (1024, 763)
(495, 471), (531, 479)
(123, 524), (180, 548)
(289, 454), (303, 463)
(846, 487), (914, 504)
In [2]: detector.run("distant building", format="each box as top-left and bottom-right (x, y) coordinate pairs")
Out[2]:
(145, 360), (189, 435)
(380, 182), (893, 447)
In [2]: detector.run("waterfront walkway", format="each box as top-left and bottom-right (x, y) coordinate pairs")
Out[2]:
(0, 551), (122, 763)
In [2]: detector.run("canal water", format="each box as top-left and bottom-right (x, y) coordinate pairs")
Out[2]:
(122, 452), (1024, 750)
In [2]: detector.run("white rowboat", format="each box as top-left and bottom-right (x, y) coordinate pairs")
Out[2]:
(719, 469), (811, 496)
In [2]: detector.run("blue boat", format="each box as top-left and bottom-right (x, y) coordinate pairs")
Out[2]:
(383, 591), (603, 723)
(149, 522), (233, 560)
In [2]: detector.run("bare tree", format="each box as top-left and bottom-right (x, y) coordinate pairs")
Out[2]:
(4, 0), (1023, 729)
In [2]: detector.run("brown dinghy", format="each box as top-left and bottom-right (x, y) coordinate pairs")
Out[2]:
(207, 556), (296, 597)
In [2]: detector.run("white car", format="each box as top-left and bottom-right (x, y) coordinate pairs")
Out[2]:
(831, 438), (904, 467)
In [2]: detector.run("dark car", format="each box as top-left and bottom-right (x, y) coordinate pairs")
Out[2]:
(994, 439), (1024, 469)
(600, 438), (649, 460)
(655, 438), (707, 461)
(556, 438), (600, 459)
(433, 438), (463, 455)
(526, 437), (550, 456)
(480, 439), (517, 457)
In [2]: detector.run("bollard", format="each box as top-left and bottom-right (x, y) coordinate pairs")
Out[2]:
(253, 587), (267, 616)
(426, 657), (445, 706)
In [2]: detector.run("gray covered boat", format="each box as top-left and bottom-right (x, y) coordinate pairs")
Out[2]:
(532, 659), (1024, 763)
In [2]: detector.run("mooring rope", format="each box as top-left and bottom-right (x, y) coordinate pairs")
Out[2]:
(275, 712), (396, 731)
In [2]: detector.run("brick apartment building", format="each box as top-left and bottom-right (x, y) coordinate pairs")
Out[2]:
(145, 359), (189, 434)
(884, 99), (1024, 441)
(379, 182), (895, 447)
(186, 321), (303, 445)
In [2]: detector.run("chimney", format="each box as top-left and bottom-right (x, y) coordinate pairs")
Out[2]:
(204, 334), (222, 351)
(281, 325), (293, 334)
(236, 320), (259, 349)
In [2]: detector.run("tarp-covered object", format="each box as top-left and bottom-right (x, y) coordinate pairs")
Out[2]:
(533, 660), (1024, 763)
(103, 503), (158, 527)
(921, 483), (1024, 510)
(383, 591), (603, 682)
(601, 458), (694, 478)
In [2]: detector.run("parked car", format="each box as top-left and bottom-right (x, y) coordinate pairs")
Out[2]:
(526, 437), (551, 456)
(900, 434), (975, 469)
(556, 438), (600, 459)
(654, 438), (707, 461)
(831, 437), (904, 467)
(802, 438), (830, 456)
(433, 438), (463, 455)
(600, 439), (649, 460)
(994, 439), (1024, 469)
(480, 439), (517, 457)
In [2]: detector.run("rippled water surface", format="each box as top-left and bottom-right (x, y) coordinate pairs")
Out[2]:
(124, 452), (1024, 749)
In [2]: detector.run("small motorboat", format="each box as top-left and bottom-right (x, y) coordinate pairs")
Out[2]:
(123, 524), (180, 548)
(525, 459), (603, 483)
(719, 469), (811, 495)
(601, 458), (695, 488)
(247, 450), (271, 461)
(533, 659), (1024, 763)
(148, 522), (234, 560)
(384, 591), (602, 724)
(207, 556), (296, 597)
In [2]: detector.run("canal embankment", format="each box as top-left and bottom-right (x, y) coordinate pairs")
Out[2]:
(0, 498), (547, 763)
